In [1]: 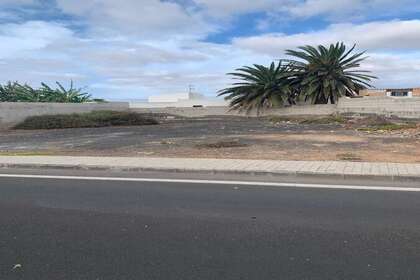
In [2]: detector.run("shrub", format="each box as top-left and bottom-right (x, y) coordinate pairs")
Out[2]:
(14, 111), (159, 130)
(0, 81), (93, 103)
(357, 123), (417, 132)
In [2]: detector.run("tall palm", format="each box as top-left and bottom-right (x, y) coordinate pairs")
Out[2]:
(218, 61), (297, 113)
(286, 43), (376, 104)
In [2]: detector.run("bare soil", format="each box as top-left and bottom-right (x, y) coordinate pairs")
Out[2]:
(1, 115), (419, 163)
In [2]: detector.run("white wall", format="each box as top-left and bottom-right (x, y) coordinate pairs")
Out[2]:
(131, 104), (337, 117)
(132, 97), (420, 119)
(338, 97), (420, 118)
(0, 102), (129, 127)
(130, 98), (228, 108)
(1, 96), (419, 129)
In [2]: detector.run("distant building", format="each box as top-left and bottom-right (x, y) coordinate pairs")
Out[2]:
(148, 92), (204, 103)
(130, 92), (228, 108)
(359, 88), (420, 98)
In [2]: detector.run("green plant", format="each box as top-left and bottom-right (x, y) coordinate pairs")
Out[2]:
(357, 123), (417, 132)
(14, 111), (159, 130)
(219, 42), (376, 113)
(0, 81), (94, 103)
(218, 61), (298, 114)
(0, 81), (41, 102)
(286, 43), (376, 104)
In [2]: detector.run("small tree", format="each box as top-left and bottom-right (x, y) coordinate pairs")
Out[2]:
(286, 43), (376, 104)
(219, 42), (376, 112)
(218, 61), (297, 114)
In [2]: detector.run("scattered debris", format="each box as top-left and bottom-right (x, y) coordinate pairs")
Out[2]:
(336, 153), (362, 161)
(12, 264), (22, 270)
(195, 140), (248, 149)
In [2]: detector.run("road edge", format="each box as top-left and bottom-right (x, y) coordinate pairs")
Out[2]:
(0, 162), (419, 183)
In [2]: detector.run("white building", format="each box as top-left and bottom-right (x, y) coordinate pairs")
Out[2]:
(130, 92), (228, 108)
(148, 92), (204, 103)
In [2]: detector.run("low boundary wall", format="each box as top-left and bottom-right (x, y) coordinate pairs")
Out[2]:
(337, 97), (420, 118)
(131, 104), (337, 117)
(0, 102), (129, 127)
(132, 97), (420, 119)
(1, 97), (419, 129)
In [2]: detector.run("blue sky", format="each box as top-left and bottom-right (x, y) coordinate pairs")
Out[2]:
(1, 0), (420, 100)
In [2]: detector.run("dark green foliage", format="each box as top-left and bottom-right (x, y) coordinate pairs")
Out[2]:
(218, 61), (298, 113)
(0, 81), (93, 103)
(14, 111), (159, 130)
(286, 43), (376, 104)
(219, 42), (376, 112)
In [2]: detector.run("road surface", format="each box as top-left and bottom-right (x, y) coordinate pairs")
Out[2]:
(0, 170), (420, 279)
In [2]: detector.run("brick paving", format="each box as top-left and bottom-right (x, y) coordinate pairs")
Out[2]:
(0, 156), (419, 180)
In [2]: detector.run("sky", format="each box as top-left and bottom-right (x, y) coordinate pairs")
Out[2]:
(1, 0), (420, 100)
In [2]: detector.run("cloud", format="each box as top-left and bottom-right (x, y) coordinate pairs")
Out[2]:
(0, 19), (270, 99)
(233, 20), (420, 55)
(364, 53), (420, 88)
(1, 1), (420, 99)
(55, 0), (214, 39)
(0, 21), (74, 59)
(193, 0), (282, 17)
(233, 20), (420, 88)
(289, 0), (420, 19)
(0, 0), (34, 4)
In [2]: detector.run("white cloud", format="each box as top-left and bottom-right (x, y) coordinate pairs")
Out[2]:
(55, 0), (214, 39)
(1, 2), (420, 99)
(364, 53), (420, 88)
(193, 0), (283, 17)
(233, 19), (420, 88)
(0, 21), (74, 59)
(289, 0), (420, 19)
(0, 19), (269, 99)
(233, 20), (420, 55)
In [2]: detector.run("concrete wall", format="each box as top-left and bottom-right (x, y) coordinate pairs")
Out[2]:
(1, 96), (419, 129)
(132, 97), (420, 119)
(359, 89), (386, 97)
(130, 98), (228, 109)
(338, 97), (420, 118)
(0, 102), (129, 127)
(131, 104), (337, 118)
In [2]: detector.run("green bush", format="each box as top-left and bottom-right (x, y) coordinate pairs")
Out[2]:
(357, 123), (417, 132)
(0, 81), (93, 103)
(14, 111), (159, 130)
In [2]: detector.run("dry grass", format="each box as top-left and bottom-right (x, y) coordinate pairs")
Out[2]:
(357, 123), (417, 132)
(14, 111), (159, 130)
(269, 114), (346, 125)
(0, 151), (57, 156)
(195, 140), (248, 149)
(336, 153), (362, 161)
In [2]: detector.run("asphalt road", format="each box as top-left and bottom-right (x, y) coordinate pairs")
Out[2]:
(1, 173), (420, 279)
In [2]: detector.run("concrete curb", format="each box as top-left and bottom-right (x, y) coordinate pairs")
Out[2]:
(1, 162), (419, 183)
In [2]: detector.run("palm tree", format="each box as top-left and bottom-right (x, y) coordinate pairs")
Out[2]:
(286, 43), (376, 104)
(218, 61), (297, 114)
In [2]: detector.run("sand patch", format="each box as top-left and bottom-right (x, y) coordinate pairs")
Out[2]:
(246, 133), (366, 143)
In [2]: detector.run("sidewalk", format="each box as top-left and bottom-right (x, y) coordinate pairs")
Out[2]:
(0, 156), (419, 181)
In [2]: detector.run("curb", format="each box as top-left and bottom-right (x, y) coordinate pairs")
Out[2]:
(0, 162), (419, 183)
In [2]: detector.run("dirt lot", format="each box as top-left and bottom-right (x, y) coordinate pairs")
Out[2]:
(0, 115), (419, 163)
